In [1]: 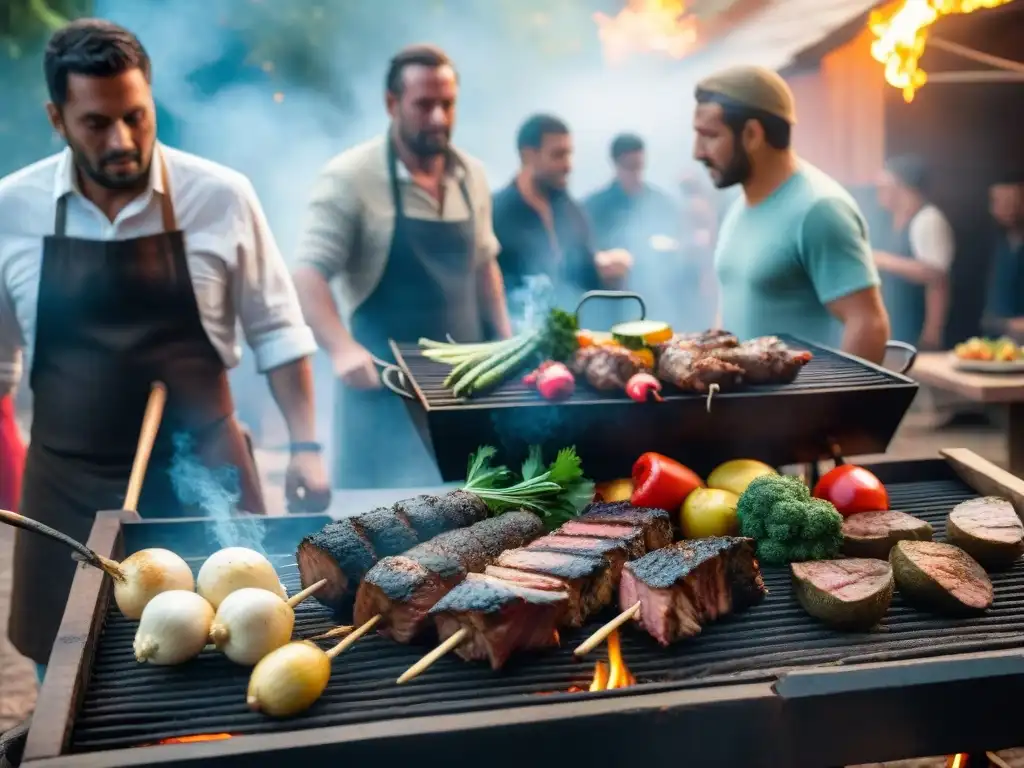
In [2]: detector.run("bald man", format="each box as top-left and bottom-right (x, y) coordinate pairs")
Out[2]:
(693, 66), (890, 363)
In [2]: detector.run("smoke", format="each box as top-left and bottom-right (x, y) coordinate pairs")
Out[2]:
(168, 432), (267, 555)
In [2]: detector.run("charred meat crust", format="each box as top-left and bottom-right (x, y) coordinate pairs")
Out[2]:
(557, 521), (647, 557)
(655, 334), (812, 392)
(297, 520), (377, 607)
(579, 502), (673, 551)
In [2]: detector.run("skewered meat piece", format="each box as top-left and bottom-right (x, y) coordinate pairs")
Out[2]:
(663, 329), (739, 352)
(526, 534), (628, 572)
(570, 345), (651, 391)
(493, 550), (615, 627)
(558, 520), (647, 558)
(296, 490), (489, 613)
(656, 344), (745, 393)
(353, 511), (543, 642)
(431, 574), (569, 669)
(708, 338), (813, 385)
(620, 537), (766, 647)
(577, 501), (674, 551)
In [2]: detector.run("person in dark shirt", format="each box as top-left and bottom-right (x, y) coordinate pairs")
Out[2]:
(493, 114), (631, 327)
(583, 134), (694, 326)
(983, 176), (1024, 338)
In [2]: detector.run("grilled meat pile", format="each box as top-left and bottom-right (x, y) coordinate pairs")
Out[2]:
(656, 330), (813, 393)
(570, 345), (652, 391)
(620, 537), (767, 647)
(353, 511), (544, 642)
(428, 502), (673, 669)
(296, 491), (489, 613)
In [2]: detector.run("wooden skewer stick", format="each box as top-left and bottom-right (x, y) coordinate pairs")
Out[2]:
(396, 627), (469, 684)
(325, 614), (381, 659)
(574, 601), (641, 657)
(0, 508), (121, 578)
(286, 579), (327, 608)
(124, 382), (167, 513)
(307, 625), (354, 642)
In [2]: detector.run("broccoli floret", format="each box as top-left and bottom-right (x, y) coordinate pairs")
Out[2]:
(736, 474), (843, 565)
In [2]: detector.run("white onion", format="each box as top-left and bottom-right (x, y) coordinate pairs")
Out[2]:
(209, 588), (295, 665)
(112, 548), (195, 620)
(134, 591), (214, 665)
(196, 547), (286, 609)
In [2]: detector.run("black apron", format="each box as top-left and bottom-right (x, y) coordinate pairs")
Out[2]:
(879, 219), (926, 345)
(333, 142), (483, 489)
(9, 155), (265, 664)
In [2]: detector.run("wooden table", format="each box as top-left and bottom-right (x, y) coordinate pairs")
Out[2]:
(910, 353), (1024, 475)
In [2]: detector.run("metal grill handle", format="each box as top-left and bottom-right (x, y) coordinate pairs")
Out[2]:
(575, 290), (646, 328)
(883, 341), (917, 375)
(373, 356), (415, 400)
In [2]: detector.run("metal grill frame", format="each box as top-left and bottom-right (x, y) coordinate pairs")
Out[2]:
(390, 336), (920, 482)
(22, 449), (1024, 768)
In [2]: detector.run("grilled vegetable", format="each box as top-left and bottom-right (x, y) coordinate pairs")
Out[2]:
(812, 465), (889, 517)
(247, 641), (332, 717)
(197, 547), (287, 610)
(737, 474), (844, 565)
(610, 320), (673, 349)
(134, 590), (215, 666)
(630, 452), (703, 512)
(111, 548), (195, 620)
(625, 372), (663, 402)
(535, 362), (575, 400)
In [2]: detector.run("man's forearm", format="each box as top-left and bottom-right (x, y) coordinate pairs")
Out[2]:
(477, 261), (513, 339)
(266, 357), (317, 444)
(841, 313), (889, 364)
(293, 267), (357, 357)
(874, 251), (942, 285)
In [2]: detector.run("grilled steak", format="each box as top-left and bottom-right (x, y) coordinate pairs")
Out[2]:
(841, 510), (934, 560)
(656, 345), (745, 393)
(791, 559), (894, 629)
(526, 534), (628, 571)
(430, 573), (568, 669)
(578, 502), (673, 551)
(557, 520), (647, 557)
(296, 490), (489, 613)
(655, 333), (813, 391)
(570, 345), (651, 391)
(946, 496), (1024, 570)
(620, 537), (766, 646)
(494, 549), (613, 627)
(709, 340), (813, 385)
(890, 540), (993, 615)
(354, 511), (543, 642)
(661, 330), (738, 352)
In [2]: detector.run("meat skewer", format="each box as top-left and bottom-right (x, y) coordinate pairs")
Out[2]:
(350, 511), (545, 647)
(396, 503), (672, 681)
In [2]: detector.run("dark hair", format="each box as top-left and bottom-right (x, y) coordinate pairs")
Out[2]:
(385, 44), (455, 96)
(885, 154), (930, 195)
(610, 133), (644, 162)
(44, 18), (151, 106)
(516, 113), (569, 153)
(694, 89), (791, 150)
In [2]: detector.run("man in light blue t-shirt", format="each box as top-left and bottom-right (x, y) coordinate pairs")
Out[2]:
(692, 66), (890, 363)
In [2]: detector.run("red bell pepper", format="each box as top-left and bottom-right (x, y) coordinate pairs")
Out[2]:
(630, 452), (704, 512)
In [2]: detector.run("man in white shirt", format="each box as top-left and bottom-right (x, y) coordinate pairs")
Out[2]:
(0, 19), (329, 673)
(874, 155), (955, 349)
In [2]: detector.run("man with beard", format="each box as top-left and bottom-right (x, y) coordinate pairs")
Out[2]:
(693, 66), (889, 363)
(493, 114), (632, 326)
(873, 155), (954, 349)
(0, 19), (330, 678)
(292, 45), (511, 489)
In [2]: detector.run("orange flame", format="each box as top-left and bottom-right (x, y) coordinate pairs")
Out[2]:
(155, 734), (233, 746)
(869, 0), (1016, 102)
(585, 629), (636, 691)
(593, 0), (699, 65)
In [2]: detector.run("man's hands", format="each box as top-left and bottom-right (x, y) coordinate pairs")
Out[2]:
(333, 342), (380, 389)
(285, 449), (331, 513)
(595, 248), (633, 282)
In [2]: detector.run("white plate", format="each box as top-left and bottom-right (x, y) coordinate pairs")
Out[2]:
(948, 353), (1024, 373)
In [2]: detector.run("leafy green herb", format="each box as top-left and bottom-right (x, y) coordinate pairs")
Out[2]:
(463, 444), (594, 530)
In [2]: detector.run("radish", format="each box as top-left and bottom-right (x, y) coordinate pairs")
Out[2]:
(535, 363), (575, 400)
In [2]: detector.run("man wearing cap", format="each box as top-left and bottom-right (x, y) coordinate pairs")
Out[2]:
(693, 66), (889, 363)
(874, 155), (954, 348)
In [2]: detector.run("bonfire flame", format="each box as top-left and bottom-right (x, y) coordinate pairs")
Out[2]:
(594, 0), (699, 65)
(869, 0), (1015, 102)
(580, 629), (636, 692)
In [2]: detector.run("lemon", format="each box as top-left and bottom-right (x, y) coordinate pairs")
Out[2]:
(680, 488), (740, 539)
(706, 459), (777, 496)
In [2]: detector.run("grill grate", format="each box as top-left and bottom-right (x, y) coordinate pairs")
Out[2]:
(393, 335), (910, 409)
(70, 473), (1024, 752)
